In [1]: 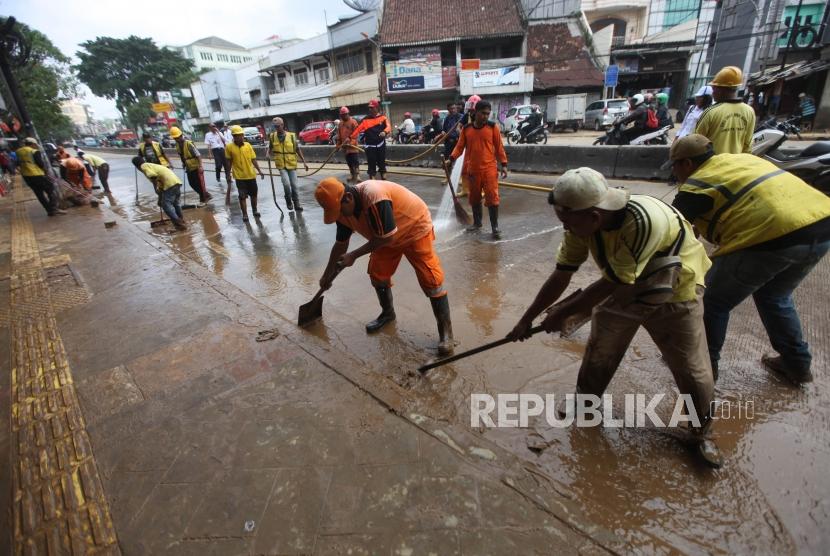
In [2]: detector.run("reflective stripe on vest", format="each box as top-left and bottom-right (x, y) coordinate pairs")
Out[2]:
(680, 153), (830, 255)
(17, 146), (45, 177)
(270, 132), (298, 169)
(178, 140), (200, 171)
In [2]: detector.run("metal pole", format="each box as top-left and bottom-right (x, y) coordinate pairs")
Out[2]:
(780, 0), (805, 70)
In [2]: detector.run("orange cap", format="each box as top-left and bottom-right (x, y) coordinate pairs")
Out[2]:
(315, 177), (346, 224)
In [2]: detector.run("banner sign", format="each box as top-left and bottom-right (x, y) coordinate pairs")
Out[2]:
(472, 66), (522, 87)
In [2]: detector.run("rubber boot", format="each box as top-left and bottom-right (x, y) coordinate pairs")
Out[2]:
(293, 195), (303, 212)
(285, 196), (294, 211)
(429, 295), (454, 356)
(366, 286), (396, 333)
(488, 205), (501, 238)
(466, 204), (483, 232)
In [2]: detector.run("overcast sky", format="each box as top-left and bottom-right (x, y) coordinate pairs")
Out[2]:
(3, 0), (362, 119)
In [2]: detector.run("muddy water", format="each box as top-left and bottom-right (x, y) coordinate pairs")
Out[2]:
(104, 155), (828, 553)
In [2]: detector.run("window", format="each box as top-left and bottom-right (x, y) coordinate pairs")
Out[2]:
(199, 52), (214, 61)
(365, 50), (374, 73)
(277, 73), (286, 91)
(336, 51), (365, 75)
(217, 53), (229, 62)
(209, 99), (220, 112)
(507, 107), (517, 117)
(294, 69), (308, 86)
(587, 102), (601, 111)
(719, 0), (738, 31)
(230, 55), (242, 63)
(314, 63), (330, 83)
(244, 56), (252, 62)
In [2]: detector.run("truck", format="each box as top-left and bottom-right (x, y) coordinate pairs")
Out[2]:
(545, 93), (587, 132)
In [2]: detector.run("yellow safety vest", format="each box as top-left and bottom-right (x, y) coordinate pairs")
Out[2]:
(679, 153), (830, 256)
(269, 131), (298, 170)
(138, 142), (170, 167)
(177, 140), (201, 171)
(16, 146), (45, 177)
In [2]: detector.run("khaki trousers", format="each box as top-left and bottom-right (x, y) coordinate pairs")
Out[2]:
(576, 288), (714, 420)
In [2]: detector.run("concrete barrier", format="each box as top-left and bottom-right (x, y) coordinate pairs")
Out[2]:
(88, 143), (674, 181)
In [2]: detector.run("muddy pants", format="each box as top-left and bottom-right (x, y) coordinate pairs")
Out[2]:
(465, 169), (499, 207)
(185, 168), (208, 201)
(364, 144), (387, 178)
(368, 230), (445, 298)
(23, 175), (60, 214)
(97, 163), (110, 191)
(576, 288), (714, 420)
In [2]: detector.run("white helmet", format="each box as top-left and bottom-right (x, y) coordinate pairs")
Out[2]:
(631, 94), (645, 106)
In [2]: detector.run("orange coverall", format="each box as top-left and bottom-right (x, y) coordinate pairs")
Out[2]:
(451, 122), (507, 207)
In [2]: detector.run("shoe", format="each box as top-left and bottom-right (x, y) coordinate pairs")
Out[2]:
(488, 205), (501, 238)
(430, 294), (454, 356)
(173, 219), (188, 230)
(242, 216), (249, 223)
(466, 205), (483, 232)
(762, 354), (813, 384)
(696, 439), (724, 469)
(285, 198), (294, 211)
(366, 286), (396, 333)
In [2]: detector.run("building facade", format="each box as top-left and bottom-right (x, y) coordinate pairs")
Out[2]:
(169, 37), (256, 72)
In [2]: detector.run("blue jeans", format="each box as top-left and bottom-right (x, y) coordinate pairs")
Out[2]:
(161, 184), (183, 222)
(279, 168), (299, 205)
(704, 239), (830, 372)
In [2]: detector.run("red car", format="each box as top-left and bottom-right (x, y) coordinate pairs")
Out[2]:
(299, 120), (336, 145)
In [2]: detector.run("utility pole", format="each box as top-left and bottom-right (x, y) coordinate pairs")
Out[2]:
(780, 0), (805, 70)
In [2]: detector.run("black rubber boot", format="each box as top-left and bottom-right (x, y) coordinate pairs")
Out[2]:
(466, 204), (483, 232)
(429, 295), (454, 356)
(285, 196), (294, 211)
(366, 286), (396, 333)
(293, 196), (303, 211)
(488, 205), (501, 238)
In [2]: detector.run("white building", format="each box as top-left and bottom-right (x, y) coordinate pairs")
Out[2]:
(169, 37), (255, 71)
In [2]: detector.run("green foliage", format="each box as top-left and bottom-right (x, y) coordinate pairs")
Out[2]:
(75, 36), (195, 118)
(124, 96), (155, 129)
(0, 17), (77, 141)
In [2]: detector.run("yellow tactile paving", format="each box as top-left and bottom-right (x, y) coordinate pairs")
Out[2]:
(9, 182), (119, 555)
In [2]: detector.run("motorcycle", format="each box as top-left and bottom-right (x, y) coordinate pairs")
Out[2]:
(594, 120), (671, 146)
(393, 126), (418, 144)
(752, 116), (830, 193)
(506, 124), (548, 145)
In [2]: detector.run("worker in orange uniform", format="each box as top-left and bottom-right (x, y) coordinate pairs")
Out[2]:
(450, 99), (509, 238)
(336, 106), (361, 183)
(351, 99), (391, 180)
(315, 177), (455, 355)
(61, 157), (92, 191)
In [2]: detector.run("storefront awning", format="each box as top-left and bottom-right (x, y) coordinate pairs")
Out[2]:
(748, 59), (830, 87)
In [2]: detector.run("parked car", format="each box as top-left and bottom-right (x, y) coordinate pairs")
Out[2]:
(243, 127), (264, 145)
(299, 121), (336, 145)
(82, 136), (99, 147)
(584, 98), (630, 131)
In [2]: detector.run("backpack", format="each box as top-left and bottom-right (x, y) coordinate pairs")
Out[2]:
(645, 108), (659, 129)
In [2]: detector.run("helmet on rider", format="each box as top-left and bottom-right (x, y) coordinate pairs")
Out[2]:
(432, 109), (439, 116)
(465, 94), (482, 112)
(631, 94), (645, 106)
(656, 93), (668, 105)
(404, 111), (412, 118)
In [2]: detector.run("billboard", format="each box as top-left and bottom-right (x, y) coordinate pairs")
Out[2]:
(472, 66), (523, 87)
(385, 45), (444, 93)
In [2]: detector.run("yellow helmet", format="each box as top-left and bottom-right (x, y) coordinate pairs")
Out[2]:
(709, 66), (743, 88)
(169, 126), (182, 139)
(230, 125), (245, 135)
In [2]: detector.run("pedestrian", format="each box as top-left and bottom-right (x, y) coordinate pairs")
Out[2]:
(132, 155), (187, 230)
(669, 134), (830, 384)
(450, 100), (508, 238)
(171, 126), (212, 203)
(78, 150), (110, 193)
(441, 102), (463, 160)
(138, 133), (171, 167)
(314, 176), (455, 355)
(335, 106), (361, 183)
(694, 66), (756, 154)
(796, 93), (816, 131)
(16, 137), (64, 216)
(268, 116), (309, 211)
(351, 99), (391, 180)
(507, 167), (720, 467)
(225, 125), (265, 222)
(675, 86), (713, 141)
(205, 121), (233, 186)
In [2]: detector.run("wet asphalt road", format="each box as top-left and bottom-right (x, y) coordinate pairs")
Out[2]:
(97, 153), (829, 553)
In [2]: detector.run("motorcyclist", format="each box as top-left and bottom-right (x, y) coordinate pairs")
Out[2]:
(656, 93), (673, 128)
(398, 112), (416, 143)
(518, 105), (543, 142)
(424, 109), (442, 143)
(615, 94), (651, 144)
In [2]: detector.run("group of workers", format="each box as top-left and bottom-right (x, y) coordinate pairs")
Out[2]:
(310, 65), (829, 468)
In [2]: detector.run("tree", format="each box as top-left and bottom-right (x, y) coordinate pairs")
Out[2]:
(124, 96), (154, 131)
(75, 36), (195, 119)
(0, 17), (77, 141)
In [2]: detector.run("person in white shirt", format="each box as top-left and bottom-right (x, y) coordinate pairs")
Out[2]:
(204, 121), (232, 185)
(675, 86), (713, 142)
(399, 112), (416, 141)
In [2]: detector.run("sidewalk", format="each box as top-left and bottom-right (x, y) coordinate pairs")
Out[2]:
(0, 180), (621, 554)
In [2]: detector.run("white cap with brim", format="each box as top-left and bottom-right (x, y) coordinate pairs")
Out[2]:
(552, 167), (630, 211)
(24, 137), (38, 145)
(695, 85), (713, 97)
